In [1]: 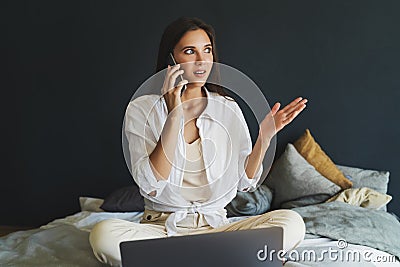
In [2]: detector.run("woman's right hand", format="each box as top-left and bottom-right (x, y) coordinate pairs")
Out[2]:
(161, 64), (188, 116)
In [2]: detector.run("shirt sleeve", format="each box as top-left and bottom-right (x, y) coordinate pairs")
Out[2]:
(233, 102), (263, 192)
(124, 98), (169, 198)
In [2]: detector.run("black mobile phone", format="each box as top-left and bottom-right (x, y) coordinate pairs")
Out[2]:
(169, 52), (186, 96)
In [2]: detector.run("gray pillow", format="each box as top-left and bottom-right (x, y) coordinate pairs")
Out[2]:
(265, 143), (342, 209)
(336, 164), (390, 211)
(225, 185), (273, 217)
(336, 164), (390, 194)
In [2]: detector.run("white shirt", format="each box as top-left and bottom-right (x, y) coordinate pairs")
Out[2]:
(124, 86), (263, 236)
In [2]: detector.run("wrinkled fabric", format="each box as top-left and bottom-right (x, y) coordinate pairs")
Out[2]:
(291, 201), (400, 260)
(225, 184), (273, 217)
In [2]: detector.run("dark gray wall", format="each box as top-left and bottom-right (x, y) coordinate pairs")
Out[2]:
(3, 0), (399, 227)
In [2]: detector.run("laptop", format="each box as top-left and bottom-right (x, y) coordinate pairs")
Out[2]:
(120, 227), (283, 267)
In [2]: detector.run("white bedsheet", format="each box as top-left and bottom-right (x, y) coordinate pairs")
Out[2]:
(0, 197), (398, 267)
(287, 236), (400, 266)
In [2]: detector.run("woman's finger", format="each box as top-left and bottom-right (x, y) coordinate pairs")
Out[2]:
(280, 97), (305, 113)
(170, 69), (184, 82)
(286, 101), (307, 116)
(162, 65), (173, 94)
(282, 104), (306, 124)
(270, 102), (281, 117)
(167, 70), (185, 92)
(176, 79), (188, 89)
(166, 64), (181, 76)
(280, 97), (302, 111)
(281, 98), (307, 117)
(162, 64), (183, 94)
(161, 65), (170, 94)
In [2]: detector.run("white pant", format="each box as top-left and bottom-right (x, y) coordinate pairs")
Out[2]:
(89, 209), (305, 266)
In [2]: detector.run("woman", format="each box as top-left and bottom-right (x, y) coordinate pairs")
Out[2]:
(90, 16), (307, 266)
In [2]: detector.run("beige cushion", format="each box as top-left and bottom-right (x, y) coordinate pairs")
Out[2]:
(325, 187), (392, 210)
(294, 129), (353, 189)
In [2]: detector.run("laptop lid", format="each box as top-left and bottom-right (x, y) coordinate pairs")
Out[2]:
(120, 227), (283, 267)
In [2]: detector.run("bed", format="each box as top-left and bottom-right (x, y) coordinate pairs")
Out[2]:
(1, 130), (400, 266)
(0, 197), (399, 266)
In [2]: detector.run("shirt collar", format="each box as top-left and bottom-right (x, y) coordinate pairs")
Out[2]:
(200, 85), (213, 118)
(160, 85), (215, 119)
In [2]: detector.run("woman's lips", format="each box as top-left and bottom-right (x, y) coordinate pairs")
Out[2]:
(193, 69), (206, 77)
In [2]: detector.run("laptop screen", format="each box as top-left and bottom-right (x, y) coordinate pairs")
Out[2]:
(120, 227), (283, 267)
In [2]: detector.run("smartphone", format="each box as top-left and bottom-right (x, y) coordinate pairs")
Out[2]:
(169, 52), (186, 96)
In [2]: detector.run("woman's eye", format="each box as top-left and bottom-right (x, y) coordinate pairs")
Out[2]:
(184, 49), (194, 55)
(205, 47), (212, 53)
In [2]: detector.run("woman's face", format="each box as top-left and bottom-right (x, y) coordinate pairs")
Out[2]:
(172, 29), (214, 87)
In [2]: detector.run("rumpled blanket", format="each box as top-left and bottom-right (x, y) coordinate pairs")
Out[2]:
(291, 202), (400, 260)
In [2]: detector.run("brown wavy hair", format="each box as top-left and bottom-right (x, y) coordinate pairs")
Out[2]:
(156, 16), (233, 101)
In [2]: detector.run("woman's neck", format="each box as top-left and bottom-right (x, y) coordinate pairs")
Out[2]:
(181, 84), (206, 102)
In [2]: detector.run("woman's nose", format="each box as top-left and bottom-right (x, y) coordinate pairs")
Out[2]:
(196, 53), (204, 63)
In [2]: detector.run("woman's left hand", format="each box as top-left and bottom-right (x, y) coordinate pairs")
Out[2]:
(259, 97), (308, 143)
